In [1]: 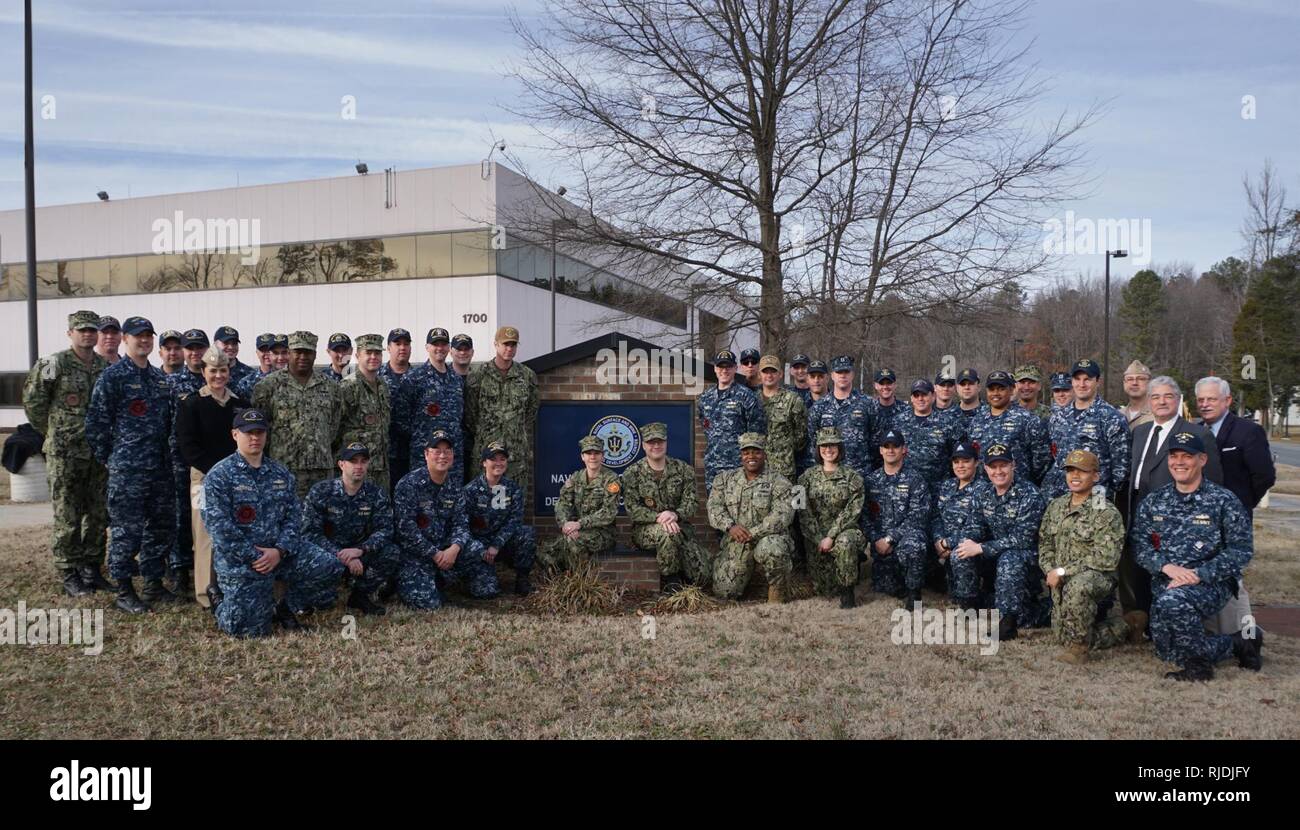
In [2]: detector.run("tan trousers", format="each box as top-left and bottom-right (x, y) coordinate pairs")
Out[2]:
(190, 468), (215, 607)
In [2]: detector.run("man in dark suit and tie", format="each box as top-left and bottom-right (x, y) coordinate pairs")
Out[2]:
(1195, 376), (1276, 636)
(1120, 376), (1222, 615)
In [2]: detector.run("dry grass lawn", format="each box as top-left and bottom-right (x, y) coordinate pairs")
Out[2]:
(1, 511), (1297, 740)
(1270, 463), (1300, 497)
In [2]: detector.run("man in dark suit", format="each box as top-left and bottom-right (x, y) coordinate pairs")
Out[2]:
(1196, 376), (1276, 635)
(1120, 376), (1223, 614)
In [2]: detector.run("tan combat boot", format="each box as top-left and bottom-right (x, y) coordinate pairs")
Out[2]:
(767, 580), (786, 604)
(1056, 643), (1090, 664)
(1123, 610), (1149, 645)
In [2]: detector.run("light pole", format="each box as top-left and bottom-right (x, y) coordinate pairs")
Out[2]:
(1103, 248), (1128, 403)
(1012, 338), (1024, 369)
(24, 0), (38, 366)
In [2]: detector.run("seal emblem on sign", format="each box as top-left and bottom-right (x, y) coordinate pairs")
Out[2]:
(590, 415), (641, 468)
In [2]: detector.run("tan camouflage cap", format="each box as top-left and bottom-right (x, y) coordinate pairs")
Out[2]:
(579, 435), (605, 453)
(815, 427), (843, 446)
(288, 331), (318, 351)
(758, 355), (782, 372)
(641, 422), (668, 441)
(1123, 360), (1151, 378)
(68, 310), (100, 330)
(1063, 448), (1099, 472)
(738, 432), (766, 451)
(1013, 364), (1042, 382)
(495, 325), (520, 344)
(354, 333), (384, 352)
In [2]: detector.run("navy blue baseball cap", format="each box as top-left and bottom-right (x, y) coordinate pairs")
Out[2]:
(880, 428), (906, 447)
(328, 332), (352, 351)
(339, 442), (371, 461)
(739, 348), (761, 363)
(182, 328), (209, 348)
(97, 315), (121, 332)
(214, 325), (240, 343)
(830, 355), (854, 372)
(427, 429), (454, 449)
(387, 327), (412, 344)
(911, 379), (934, 394)
(233, 408), (269, 432)
(1071, 358), (1101, 378)
(790, 354), (811, 367)
(1167, 430), (1207, 455)
(934, 371), (956, 385)
(122, 316), (155, 336)
(159, 329), (183, 345)
(714, 349), (737, 367)
(807, 360), (828, 375)
(481, 441), (510, 460)
(1050, 372), (1072, 391)
(255, 333), (276, 351)
(957, 368), (980, 383)
(427, 327), (450, 344)
(874, 368), (897, 383)
(951, 441), (978, 460)
(983, 443), (1013, 463)
(451, 333), (473, 349)
(272, 334), (289, 349)
(985, 370), (1014, 388)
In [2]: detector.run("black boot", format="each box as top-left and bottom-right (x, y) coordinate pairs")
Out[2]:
(905, 589), (922, 612)
(206, 583), (223, 615)
(78, 565), (114, 592)
(998, 613), (1018, 641)
(274, 599), (310, 632)
(114, 579), (149, 614)
(1232, 629), (1263, 671)
(1165, 658), (1214, 682)
(347, 588), (386, 616)
(378, 577), (398, 601)
(840, 585), (856, 609)
(141, 578), (180, 604)
(514, 569), (535, 596)
(61, 569), (92, 597)
(170, 567), (192, 599)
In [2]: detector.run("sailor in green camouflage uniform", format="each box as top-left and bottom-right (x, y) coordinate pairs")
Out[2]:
(1038, 448), (1147, 663)
(1013, 364), (1053, 422)
(707, 433), (795, 602)
(756, 355), (807, 481)
(338, 334), (392, 491)
(22, 310), (112, 595)
(466, 325), (539, 496)
(538, 435), (620, 571)
(619, 422), (710, 590)
(797, 427), (865, 608)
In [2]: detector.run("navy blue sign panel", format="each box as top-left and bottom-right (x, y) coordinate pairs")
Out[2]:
(535, 401), (694, 515)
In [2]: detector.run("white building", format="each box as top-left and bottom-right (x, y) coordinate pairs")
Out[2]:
(0, 163), (755, 426)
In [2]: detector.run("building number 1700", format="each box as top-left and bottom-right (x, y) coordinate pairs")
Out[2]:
(463, 313), (487, 324)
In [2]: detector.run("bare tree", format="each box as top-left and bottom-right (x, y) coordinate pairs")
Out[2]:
(1241, 159), (1288, 273)
(502, 0), (1094, 354)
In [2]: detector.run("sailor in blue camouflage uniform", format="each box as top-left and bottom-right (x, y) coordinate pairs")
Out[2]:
(806, 355), (875, 482)
(165, 329), (209, 589)
(233, 333), (278, 399)
(931, 441), (993, 608)
(1049, 372), (1073, 410)
(956, 443), (1049, 639)
(785, 354), (813, 407)
(318, 332), (353, 382)
(214, 325), (257, 397)
(202, 408), (343, 637)
(868, 367), (903, 466)
(951, 367), (983, 429)
(1133, 430), (1262, 681)
(968, 370), (1051, 485)
(379, 327), (413, 492)
(85, 316), (178, 614)
(1042, 358), (1130, 499)
(892, 378), (959, 487)
(395, 429), (499, 609)
(300, 442), (399, 616)
(396, 327), (468, 484)
(698, 349), (765, 492)
(465, 441), (537, 596)
(864, 428), (933, 608)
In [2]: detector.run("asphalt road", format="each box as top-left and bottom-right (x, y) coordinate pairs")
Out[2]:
(1270, 440), (1300, 468)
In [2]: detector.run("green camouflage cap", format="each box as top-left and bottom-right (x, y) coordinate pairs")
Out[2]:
(354, 333), (384, 352)
(640, 422), (668, 441)
(579, 435), (605, 453)
(815, 427), (843, 446)
(1013, 364), (1042, 382)
(68, 310), (100, 330)
(288, 330), (318, 351)
(738, 432), (766, 451)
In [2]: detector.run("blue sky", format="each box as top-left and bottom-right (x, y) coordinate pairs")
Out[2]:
(1, 0), (1297, 285)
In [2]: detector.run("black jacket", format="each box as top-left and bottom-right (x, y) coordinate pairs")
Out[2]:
(175, 389), (248, 473)
(1210, 411), (1275, 516)
(1123, 417), (1223, 523)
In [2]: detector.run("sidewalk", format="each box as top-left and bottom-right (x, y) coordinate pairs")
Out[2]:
(0, 501), (53, 530)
